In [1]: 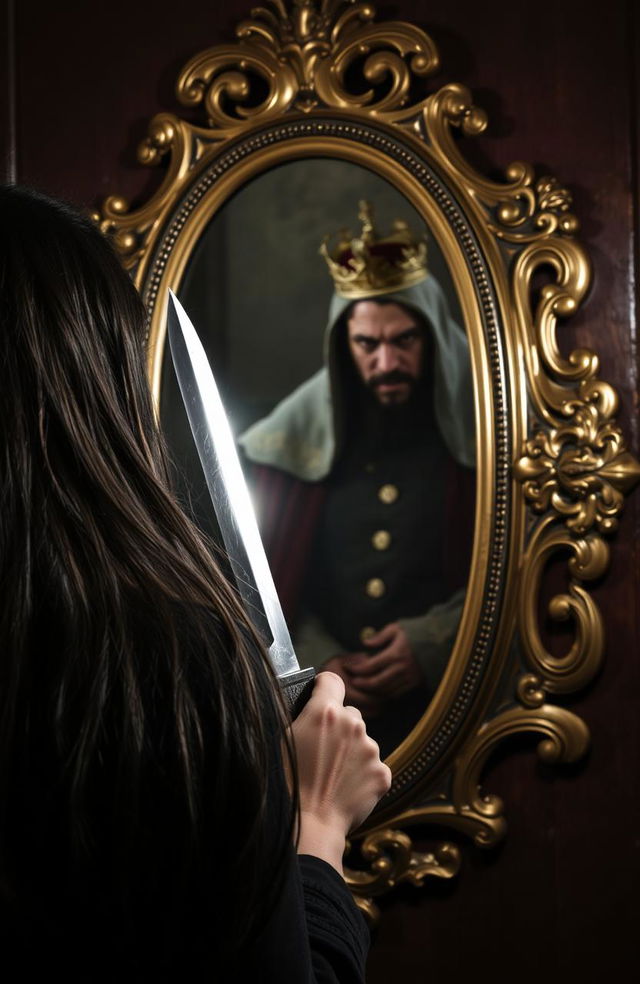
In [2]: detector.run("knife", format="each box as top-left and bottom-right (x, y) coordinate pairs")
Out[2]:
(166, 290), (315, 718)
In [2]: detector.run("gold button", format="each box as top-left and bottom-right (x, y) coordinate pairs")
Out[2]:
(372, 529), (391, 551)
(360, 626), (376, 643)
(366, 578), (385, 599)
(378, 483), (399, 505)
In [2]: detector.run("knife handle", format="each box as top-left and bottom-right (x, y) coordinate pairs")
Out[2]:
(280, 667), (316, 719)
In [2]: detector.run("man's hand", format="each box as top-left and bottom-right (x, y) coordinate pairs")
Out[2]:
(322, 655), (384, 718)
(347, 622), (423, 698)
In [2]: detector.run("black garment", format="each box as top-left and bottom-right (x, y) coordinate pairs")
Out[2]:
(305, 385), (449, 652)
(299, 856), (370, 983)
(1, 845), (368, 984)
(246, 854), (370, 983)
(0, 614), (369, 982)
(302, 385), (446, 757)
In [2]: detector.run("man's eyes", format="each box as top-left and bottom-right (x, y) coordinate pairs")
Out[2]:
(396, 331), (420, 348)
(357, 338), (378, 352)
(355, 331), (419, 351)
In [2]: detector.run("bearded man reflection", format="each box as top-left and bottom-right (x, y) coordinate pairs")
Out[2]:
(240, 203), (475, 756)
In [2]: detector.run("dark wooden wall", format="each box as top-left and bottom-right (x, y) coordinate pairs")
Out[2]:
(3, 1), (638, 980)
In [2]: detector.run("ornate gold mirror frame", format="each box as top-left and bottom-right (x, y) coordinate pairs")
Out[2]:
(96, 0), (640, 922)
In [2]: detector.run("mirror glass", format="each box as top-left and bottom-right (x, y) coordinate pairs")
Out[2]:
(160, 158), (476, 757)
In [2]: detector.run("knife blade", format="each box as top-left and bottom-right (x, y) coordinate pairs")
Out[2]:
(166, 290), (315, 717)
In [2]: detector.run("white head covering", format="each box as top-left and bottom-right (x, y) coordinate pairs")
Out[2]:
(240, 273), (476, 479)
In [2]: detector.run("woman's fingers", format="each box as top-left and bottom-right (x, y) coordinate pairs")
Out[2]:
(342, 705), (364, 721)
(309, 670), (346, 705)
(292, 667), (392, 845)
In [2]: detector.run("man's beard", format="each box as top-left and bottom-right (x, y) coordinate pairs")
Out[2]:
(367, 369), (416, 405)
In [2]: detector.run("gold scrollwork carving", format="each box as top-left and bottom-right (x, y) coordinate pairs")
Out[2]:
(515, 396), (640, 536)
(95, 0), (445, 282)
(511, 193), (640, 707)
(96, 0), (640, 914)
(344, 832), (460, 925)
(346, 690), (591, 890)
(422, 85), (580, 242)
(516, 517), (608, 692)
(453, 702), (590, 803)
(176, 0), (440, 131)
(95, 115), (196, 276)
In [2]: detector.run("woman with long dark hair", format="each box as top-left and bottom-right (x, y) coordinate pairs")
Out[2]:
(0, 185), (390, 981)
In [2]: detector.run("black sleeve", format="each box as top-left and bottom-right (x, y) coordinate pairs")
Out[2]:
(242, 847), (369, 983)
(299, 855), (370, 983)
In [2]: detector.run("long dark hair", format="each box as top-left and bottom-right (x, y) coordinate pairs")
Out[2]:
(0, 185), (294, 959)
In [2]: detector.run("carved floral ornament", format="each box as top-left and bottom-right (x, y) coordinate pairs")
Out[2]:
(96, 0), (640, 923)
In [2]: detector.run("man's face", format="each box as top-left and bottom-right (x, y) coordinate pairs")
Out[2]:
(346, 301), (423, 405)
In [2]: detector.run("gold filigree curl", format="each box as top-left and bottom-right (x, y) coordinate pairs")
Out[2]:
(509, 214), (638, 714)
(452, 702), (591, 806)
(516, 674), (546, 708)
(496, 177), (579, 241)
(515, 395), (639, 536)
(175, 0), (440, 131)
(313, 14), (440, 120)
(369, 699), (591, 861)
(511, 213), (639, 696)
(512, 239), (595, 430)
(344, 831), (460, 925)
(422, 85), (580, 242)
(96, 115), (196, 277)
(423, 83), (532, 215)
(516, 517), (608, 692)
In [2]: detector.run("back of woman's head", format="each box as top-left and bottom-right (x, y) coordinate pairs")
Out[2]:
(0, 185), (156, 454)
(0, 186), (293, 961)
(0, 187), (173, 708)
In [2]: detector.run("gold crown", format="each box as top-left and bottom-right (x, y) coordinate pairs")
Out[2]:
(319, 201), (428, 299)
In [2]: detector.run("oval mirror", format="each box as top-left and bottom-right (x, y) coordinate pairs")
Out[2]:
(160, 158), (476, 758)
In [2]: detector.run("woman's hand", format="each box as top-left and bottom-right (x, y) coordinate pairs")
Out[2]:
(291, 671), (392, 873)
